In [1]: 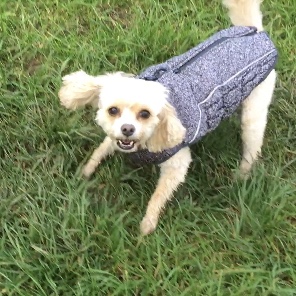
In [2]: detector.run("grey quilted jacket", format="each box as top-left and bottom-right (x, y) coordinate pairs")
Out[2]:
(129, 26), (278, 165)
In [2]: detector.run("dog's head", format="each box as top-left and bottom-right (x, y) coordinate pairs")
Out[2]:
(58, 71), (186, 153)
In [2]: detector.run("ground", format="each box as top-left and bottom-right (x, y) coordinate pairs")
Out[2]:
(1, 0), (296, 295)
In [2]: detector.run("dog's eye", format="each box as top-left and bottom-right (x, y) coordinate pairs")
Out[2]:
(139, 110), (150, 119)
(108, 107), (119, 116)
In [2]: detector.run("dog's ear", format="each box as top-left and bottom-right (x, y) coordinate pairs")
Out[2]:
(58, 71), (135, 111)
(58, 70), (101, 110)
(146, 103), (186, 152)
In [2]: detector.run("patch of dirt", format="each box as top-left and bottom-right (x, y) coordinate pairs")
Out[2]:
(99, 4), (132, 29)
(26, 56), (42, 75)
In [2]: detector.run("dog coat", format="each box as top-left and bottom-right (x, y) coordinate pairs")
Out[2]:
(128, 26), (278, 165)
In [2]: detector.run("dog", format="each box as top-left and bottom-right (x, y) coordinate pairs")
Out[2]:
(58, 0), (277, 235)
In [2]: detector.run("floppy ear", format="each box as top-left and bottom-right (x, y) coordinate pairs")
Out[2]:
(58, 70), (101, 110)
(58, 70), (136, 110)
(146, 103), (186, 152)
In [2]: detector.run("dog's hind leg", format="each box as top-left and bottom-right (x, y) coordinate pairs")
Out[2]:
(239, 70), (276, 177)
(82, 136), (115, 178)
(140, 147), (192, 235)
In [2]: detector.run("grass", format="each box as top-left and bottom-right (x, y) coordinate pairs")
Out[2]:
(1, 0), (296, 295)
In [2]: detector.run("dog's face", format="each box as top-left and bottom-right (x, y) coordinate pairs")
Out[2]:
(58, 71), (186, 153)
(95, 75), (186, 153)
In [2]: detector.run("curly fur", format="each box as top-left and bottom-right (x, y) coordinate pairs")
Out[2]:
(58, 0), (276, 235)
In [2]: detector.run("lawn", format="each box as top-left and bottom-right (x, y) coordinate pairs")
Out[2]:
(1, 0), (296, 295)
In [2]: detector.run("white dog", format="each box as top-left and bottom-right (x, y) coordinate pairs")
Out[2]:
(58, 0), (277, 235)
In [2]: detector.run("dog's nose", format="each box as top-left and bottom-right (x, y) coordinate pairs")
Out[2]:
(121, 124), (135, 137)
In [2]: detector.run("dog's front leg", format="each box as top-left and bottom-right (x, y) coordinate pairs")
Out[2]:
(140, 147), (192, 235)
(82, 136), (115, 178)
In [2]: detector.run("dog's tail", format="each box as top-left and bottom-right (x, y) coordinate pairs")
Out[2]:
(222, 0), (263, 31)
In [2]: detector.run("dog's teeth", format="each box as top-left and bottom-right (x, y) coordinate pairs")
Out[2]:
(119, 140), (134, 146)
(117, 139), (135, 150)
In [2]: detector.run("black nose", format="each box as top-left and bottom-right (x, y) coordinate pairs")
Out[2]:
(121, 124), (135, 137)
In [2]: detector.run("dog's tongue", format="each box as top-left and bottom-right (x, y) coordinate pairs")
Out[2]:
(122, 140), (131, 145)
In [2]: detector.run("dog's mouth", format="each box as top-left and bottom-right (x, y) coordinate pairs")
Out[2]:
(117, 139), (136, 150)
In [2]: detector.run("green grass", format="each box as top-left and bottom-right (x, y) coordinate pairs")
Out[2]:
(1, 0), (296, 295)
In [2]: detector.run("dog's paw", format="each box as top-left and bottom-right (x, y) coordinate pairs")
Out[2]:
(81, 164), (95, 179)
(140, 215), (158, 235)
(238, 161), (252, 180)
(239, 171), (251, 180)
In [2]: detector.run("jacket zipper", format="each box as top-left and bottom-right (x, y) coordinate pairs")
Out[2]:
(173, 30), (257, 74)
